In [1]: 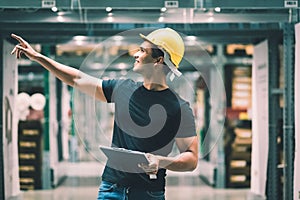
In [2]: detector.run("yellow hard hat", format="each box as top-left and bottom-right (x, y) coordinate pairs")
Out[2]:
(140, 28), (184, 68)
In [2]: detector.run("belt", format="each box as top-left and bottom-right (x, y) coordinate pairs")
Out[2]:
(102, 180), (164, 192)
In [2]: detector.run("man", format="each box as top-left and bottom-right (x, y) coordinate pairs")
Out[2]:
(11, 27), (198, 200)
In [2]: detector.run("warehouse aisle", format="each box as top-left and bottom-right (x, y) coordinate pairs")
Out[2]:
(9, 175), (264, 200)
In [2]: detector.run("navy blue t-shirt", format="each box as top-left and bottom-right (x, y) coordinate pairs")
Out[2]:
(101, 79), (196, 191)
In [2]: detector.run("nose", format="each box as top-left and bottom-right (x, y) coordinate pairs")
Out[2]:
(133, 51), (140, 59)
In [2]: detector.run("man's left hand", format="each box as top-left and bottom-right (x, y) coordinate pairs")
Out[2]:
(138, 153), (159, 176)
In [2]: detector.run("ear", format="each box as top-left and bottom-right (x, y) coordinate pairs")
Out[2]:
(155, 56), (164, 64)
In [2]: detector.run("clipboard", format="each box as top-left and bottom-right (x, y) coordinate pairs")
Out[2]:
(99, 145), (157, 179)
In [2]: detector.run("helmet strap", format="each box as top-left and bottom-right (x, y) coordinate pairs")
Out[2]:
(160, 49), (182, 81)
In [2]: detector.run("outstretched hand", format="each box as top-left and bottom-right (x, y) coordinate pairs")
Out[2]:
(10, 33), (39, 60)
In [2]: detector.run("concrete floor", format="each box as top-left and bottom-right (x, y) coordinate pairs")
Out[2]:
(10, 175), (265, 200)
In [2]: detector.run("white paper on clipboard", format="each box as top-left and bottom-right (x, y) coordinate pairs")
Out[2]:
(100, 146), (149, 164)
(99, 145), (157, 179)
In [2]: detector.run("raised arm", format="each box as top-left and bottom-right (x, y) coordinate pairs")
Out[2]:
(11, 33), (107, 102)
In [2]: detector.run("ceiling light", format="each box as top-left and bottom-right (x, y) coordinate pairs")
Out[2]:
(73, 35), (88, 45)
(51, 6), (58, 12)
(112, 36), (123, 41)
(161, 7), (167, 12)
(106, 7), (112, 12)
(214, 7), (221, 12)
(186, 36), (197, 41)
(73, 35), (87, 41)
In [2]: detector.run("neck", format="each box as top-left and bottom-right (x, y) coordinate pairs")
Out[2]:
(143, 82), (168, 91)
(140, 64), (169, 91)
(143, 76), (168, 91)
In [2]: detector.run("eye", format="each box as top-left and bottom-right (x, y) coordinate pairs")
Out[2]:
(140, 47), (145, 52)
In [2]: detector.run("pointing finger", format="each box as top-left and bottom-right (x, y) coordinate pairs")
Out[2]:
(11, 33), (28, 46)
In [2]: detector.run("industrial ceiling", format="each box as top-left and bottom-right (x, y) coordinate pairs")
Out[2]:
(0, 0), (298, 73)
(1, 0), (298, 44)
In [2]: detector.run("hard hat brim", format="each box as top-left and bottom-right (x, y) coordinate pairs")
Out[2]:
(139, 33), (158, 47)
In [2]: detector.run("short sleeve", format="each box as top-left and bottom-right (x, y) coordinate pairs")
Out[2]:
(175, 102), (196, 138)
(102, 79), (118, 103)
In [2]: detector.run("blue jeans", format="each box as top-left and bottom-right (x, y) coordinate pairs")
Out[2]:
(97, 181), (165, 200)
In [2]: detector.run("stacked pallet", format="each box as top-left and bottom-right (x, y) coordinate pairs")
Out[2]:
(18, 120), (43, 190)
(226, 120), (252, 188)
(231, 67), (252, 110)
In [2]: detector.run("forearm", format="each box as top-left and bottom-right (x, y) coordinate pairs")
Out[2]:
(157, 151), (198, 172)
(34, 53), (80, 86)
(34, 53), (105, 101)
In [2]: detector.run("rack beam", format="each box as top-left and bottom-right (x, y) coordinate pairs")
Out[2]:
(282, 22), (295, 200)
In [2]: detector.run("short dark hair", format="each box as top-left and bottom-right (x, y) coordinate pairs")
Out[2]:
(151, 47), (164, 59)
(151, 47), (170, 75)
